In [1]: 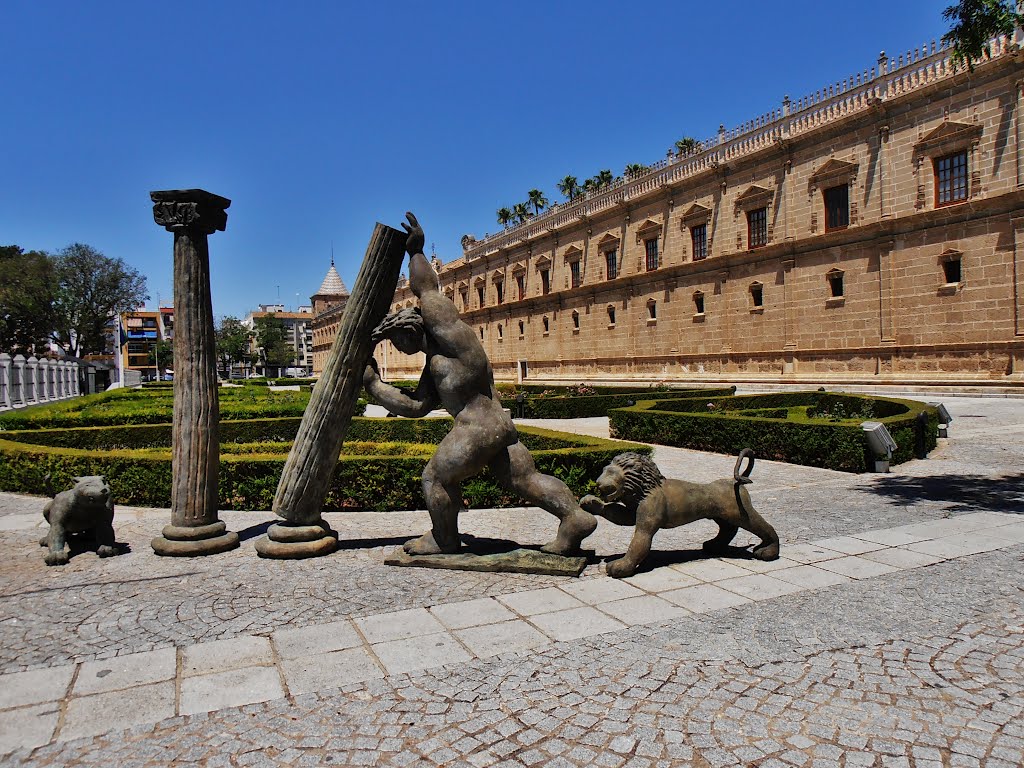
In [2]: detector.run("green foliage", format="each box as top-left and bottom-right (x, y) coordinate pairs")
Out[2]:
(609, 392), (938, 472)
(251, 314), (292, 374)
(510, 386), (736, 419)
(216, 316), (253, 375)
(942, 0), (1021, 70)
(0, 245), (55, 355)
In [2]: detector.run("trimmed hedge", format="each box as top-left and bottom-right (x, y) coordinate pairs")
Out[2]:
(0, 419), (648, 511)
(516, 387), (737, 419)
(609, 391), (938, 472)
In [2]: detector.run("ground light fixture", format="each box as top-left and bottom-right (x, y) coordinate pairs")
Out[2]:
(930, 402), (953, 437)
(861, 421), (898, 473)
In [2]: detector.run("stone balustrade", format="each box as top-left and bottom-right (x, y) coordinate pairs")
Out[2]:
(0, 353), (81, 411)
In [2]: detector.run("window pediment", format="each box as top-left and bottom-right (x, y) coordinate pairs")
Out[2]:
(915, 120), (982, 154)
(635, 218), (662, 244)
(456, 280), (468, 290)
(597, 232), (620, 249)
(511, 261), (526, 275)
(563, 244), (584, 261)
(535, 255), (552, 270)
(490, 269), (504, 282)
(735, 185), (773, 211)
(939, 248), (963, 263)
(473, 275), (486, 286)
(681, 202), (712, 223)
(809, 158), (858, 186)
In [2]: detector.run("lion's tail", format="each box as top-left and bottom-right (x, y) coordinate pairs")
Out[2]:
(733, 449), (754, 485)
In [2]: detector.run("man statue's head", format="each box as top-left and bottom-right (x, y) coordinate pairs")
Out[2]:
(371, 307), (425, 354)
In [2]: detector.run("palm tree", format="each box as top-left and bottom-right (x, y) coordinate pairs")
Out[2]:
(527, 189), (549, 215)
(675, 137), (699, 156)
(624, 163), (648, 178)
(512, 202), (530, 224)
(595, 169), (614, 189)
(496, 207), (513, 228)
(582, 178), (597, 195)
(557, 175), (579, 201)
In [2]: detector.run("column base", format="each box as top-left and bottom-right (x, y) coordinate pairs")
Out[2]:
(254, 520), (338, 559)
(152, 520), (240, 557)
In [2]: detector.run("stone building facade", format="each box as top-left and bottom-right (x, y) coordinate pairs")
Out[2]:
(310, 262), (350, 376)
(380, 35), (1024, 388)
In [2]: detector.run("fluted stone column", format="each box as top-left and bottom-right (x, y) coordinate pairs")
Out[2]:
(150, 189), (238, 557)
(0, 354), (10, 410)
(45, 360), (55, 400)
(25, 357), (39, 405)
(11, 355), (24, 407)
(255, 223), (407, 558)
(71, 362), (80, 396)
(56, 361), (65, 399)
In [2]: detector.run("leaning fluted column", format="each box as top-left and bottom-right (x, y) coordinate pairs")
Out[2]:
(255, 222), (407, 558)
(149, 189), (239, 557)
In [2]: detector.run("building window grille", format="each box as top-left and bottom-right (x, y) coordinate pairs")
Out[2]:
(516, 274), (526, 300)
(572, 310), (580, 329)
(644, 238), (659, 271)
(943, 256), (962, 284)
(477, 286), (485, 307)
(541, 269), (551, 295)
(693, 291), (705, 314)
(691, 224), (708, 261)
(607, 306), (616, 325)
(496, 282), (504, 304)
(569, 261), (582, 288)
(935, 151), (968, 206)
(824, 185), (849, 231)
(750, 282), (764, 308)
(828, 271), (844, 298)
(605, 249), (618, 280)
(747, 208), (767, 249)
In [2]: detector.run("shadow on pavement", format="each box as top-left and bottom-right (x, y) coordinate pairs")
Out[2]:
(858, 472), (1024, 515)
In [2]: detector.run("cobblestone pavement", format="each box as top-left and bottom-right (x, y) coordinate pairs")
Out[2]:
(0, 393), (1022, 765)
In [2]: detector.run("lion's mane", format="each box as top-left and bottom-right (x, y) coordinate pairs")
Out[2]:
(608, 452), (665, 507)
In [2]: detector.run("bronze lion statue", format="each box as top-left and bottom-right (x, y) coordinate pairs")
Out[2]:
(39, 475), (118, 566)
(580, 450), (779, 578)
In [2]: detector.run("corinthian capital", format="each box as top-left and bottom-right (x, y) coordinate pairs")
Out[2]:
(150, 189), (231, 235)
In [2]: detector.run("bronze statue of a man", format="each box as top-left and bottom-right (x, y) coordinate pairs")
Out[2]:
(363, 213), (597, 556)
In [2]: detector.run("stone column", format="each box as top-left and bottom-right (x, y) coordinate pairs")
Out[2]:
(71, 362), (80, 396)
(256, 222), (407, 558)
(149, 189), (238, 557)
(0, 353), (10, 410)
(46, 360), (55, 400)
(57, 361), (67, 399)
(10, 355), (24, 407)
(25, 357), (38, 405)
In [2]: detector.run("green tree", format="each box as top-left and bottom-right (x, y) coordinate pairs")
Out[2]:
(496, 207), (514, 228)
(512, 202), (531, 224)
(557, 175), (579, 201)
(216, 315), (253, 377)
(148, 339), (174, 374)
(582, 178), (597, 195)
(527, 188), (549, 215)
(0, 245), (56, 355)
(594, 169), (615, 189)
(252, 314), (292, 377)
(942, 0), (1021, 70)
(51, 243), (149, 357)
(624, 163), (648, 178)
(675, 137), (699, 156)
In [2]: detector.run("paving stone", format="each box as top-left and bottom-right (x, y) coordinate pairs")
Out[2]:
(622, 567), (702, 592)
(496, 587), (586, 616)
(0, 665), (74, 709)
(771, 565), (853, 589)
(0, 703), (59, 754)
(595, 595), (690, 625)
(179, 666), (284, 715)
(454, 620), (549, 658)
(906, 534), (1007, 559)
(861, 548), (944, 570)
(75, 646), (177, 695)
(528, 606), (627, 641)
(61, 681), (175, 741)
(371, 632), (472, 675)
(280, 647), (383, 695)
(715, 574), (807, 600)
(355, 607), (446, 644)
(429, 598), (517, 630)
(772, 543), (845, 564)
(560, 578), (644, 604)
(731, 556), (802, 574)
(273, 619), (363, 659)
(669, 559), (752, 582)
(659, 583), (754, 612)
(182, 635), (273, 677)
(814, 556), (901, 580)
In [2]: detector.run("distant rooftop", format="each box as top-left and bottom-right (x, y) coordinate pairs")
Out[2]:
(316, 263), (349, 297)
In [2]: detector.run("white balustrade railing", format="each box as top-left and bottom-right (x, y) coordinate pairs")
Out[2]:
(463, 33), (1015, 261)
(0, 353), (81, 412)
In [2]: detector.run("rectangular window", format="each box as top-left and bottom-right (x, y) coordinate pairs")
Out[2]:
(516, 274), (526, 300)
(935, 151), (968, 206)
(605, 249), (618, 280)
(747, 208), (767, 250)
(569, 261), (581, 288)
(459, 289), (468, 309)
(477, 286), (485, 307)
(496, 282), (504, 304)
(691, 224), (708, 261)
(694, 293), (705, 314)
(644, 238), (659, 271)
(943, 257), (962, 284)
(541, 269), (551, 295)
(824, 185), (849, 231)
(828, 272), (844, 298)
(750, 284), (764, 308)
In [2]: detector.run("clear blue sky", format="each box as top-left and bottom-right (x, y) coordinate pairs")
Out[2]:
(1, 0), (949, 320)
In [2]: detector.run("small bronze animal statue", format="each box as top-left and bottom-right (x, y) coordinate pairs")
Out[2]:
(580, 450), (779, 578)
(39, 475), (118, 566)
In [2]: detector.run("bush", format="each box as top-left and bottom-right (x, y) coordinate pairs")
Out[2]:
(516, 387), (736, 419)
(609, 391), (937, 472)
